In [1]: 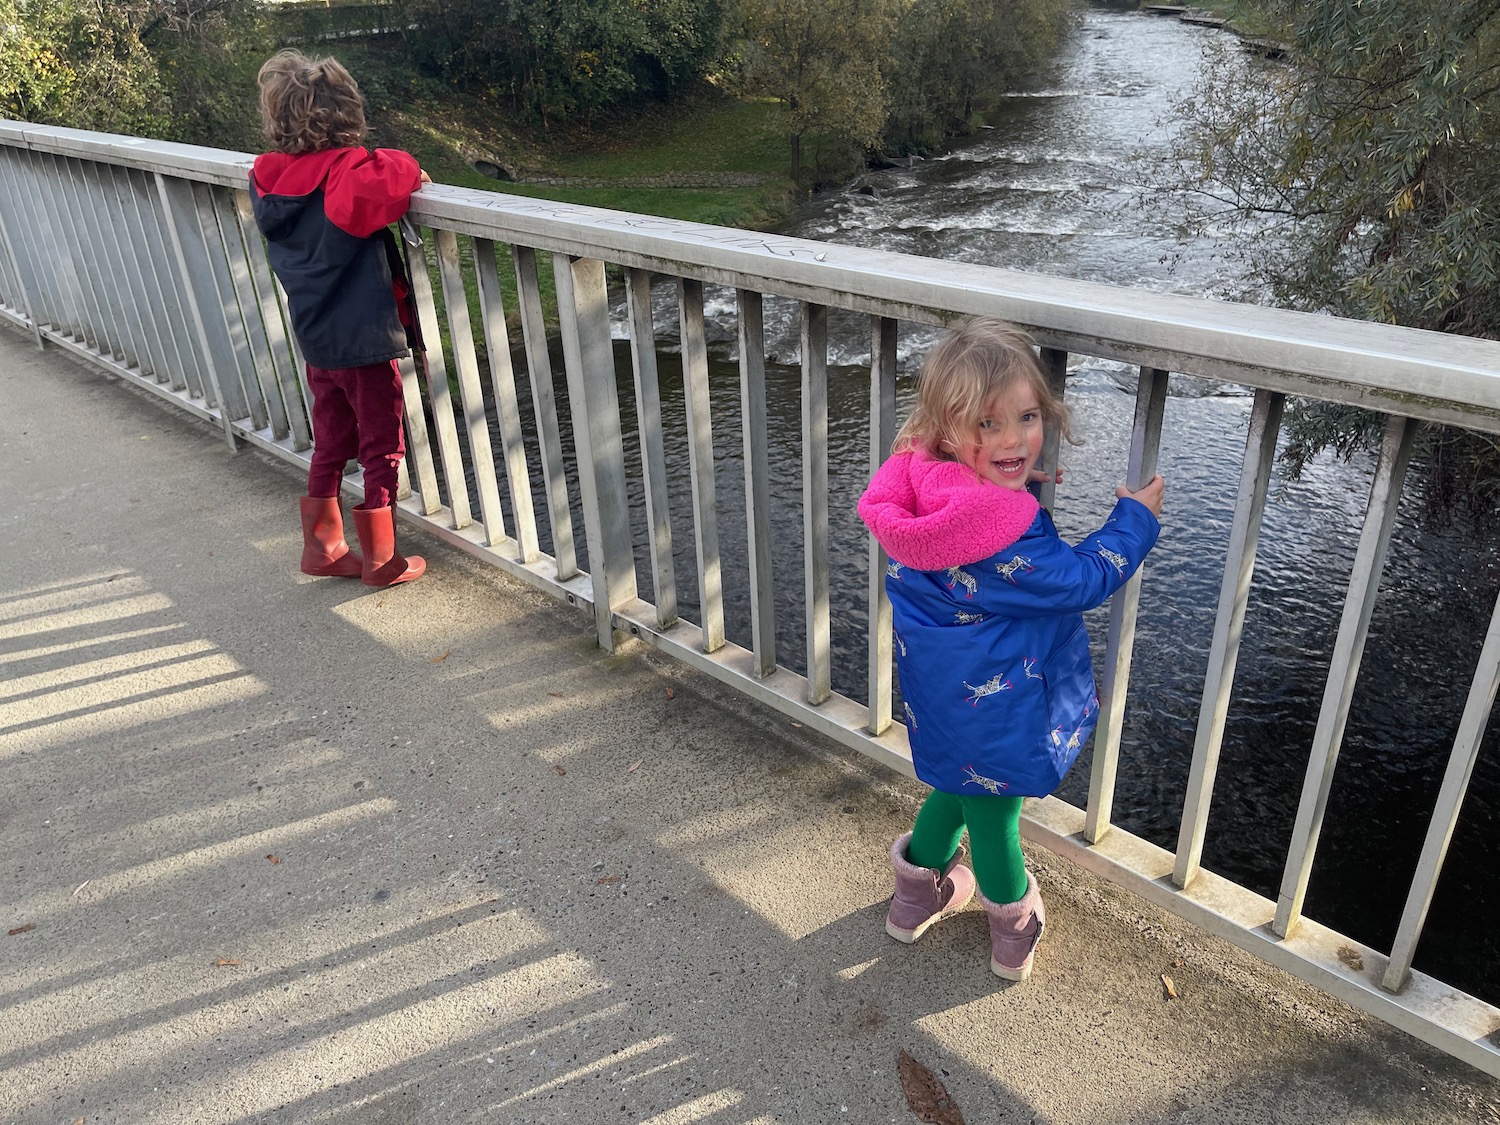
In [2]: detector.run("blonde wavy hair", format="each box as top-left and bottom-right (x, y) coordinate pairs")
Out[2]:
(893, 316), (1074, 460)
(258, 50), (367, 155)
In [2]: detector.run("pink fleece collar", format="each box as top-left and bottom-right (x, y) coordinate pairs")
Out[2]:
(858, 448), (1039, 570)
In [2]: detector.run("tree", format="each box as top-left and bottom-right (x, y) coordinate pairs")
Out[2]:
(883, 0), (1073, 154)
(0, 0), (268, 148)
(735, 0), (896, 183)
(1159, 0), (1500, 519)
(408, 0), (729, 129)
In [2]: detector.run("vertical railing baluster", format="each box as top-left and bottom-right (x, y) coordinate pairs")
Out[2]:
(232, 189), (311, 450)
(154, 173), (237, 449)
(678, 277), (725, 652)
(25, 154), (71, 335)
(556, 255), (638, 649)
(36, 154), (92, 348)
(625, 267), (678, 626)
(0, 152), (43, 348)
(47, 154), (106, 352)
(738, 289), (774, 675)
(802, 302), (831, 704)
(1275, 414), (1416, 936)
(514, 245), (578, 579)
(1381, 580), (1500, 992)
(7, 152), (66, 336)
(404, 225), (472, 528)
(130, 168), (198, 394)
(1086, 365), (1169, 844)
(1037, 346), (1068, 512)
(72, 161), (136, 368)
(191, 183), (257, 427)
(1174, 388), (1284, 888)
(435, 228), (504, 544)
(212, 186), (283, 438)
(867, 315), (898, 734)
(99, 164), (169, 381)
(473, 237), (540, 563)
(68, 155), (126, 357)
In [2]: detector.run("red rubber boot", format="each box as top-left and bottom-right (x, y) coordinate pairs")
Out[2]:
(351, 505), (425, 587)
(299, 496), (363, 578)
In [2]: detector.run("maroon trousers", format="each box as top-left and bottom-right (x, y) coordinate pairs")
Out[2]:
(305, 360), (405, 510)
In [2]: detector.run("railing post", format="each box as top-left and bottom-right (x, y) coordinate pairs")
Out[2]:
(802, 302), (831, 705)
(555, 254), (637, 651)
(1037, 346), (1068, 512)
(1175, 388), (1284, 888)
(625, 267), (678, 627)
(678, 277), (725, 652)
(738, 289), (775, 675)
(1274, 414), (1415, 937)
(1382, 578), (1500, 993)
(868, 316), (898, 734)
(154, 173), (238, 451)
(514, 246), (579, 580)
(1086, 366), (1168, 843)
(0, 153), (43, 350)
(474, 238), (541, 563)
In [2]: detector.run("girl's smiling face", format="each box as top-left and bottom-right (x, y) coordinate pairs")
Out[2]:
(951, 382), (1044, 490)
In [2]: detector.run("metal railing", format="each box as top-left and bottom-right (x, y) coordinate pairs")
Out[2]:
(1, 120), (1497, 1077)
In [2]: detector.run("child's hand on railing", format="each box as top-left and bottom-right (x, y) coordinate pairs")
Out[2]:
(1117, 473), (1164, 517)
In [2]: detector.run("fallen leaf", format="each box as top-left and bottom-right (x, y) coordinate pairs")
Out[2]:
(7, 923), (36, 936)
(265, 854), (281, 865)
(554, 764), (567, 776)
(74, 1117), (84, 1125)
(666, 687), (674, 699)
(596, 875), (624, 885)
(214, 958), (242, 967)
(430, 651), (450, 663)
(626, 759), (643, 774)
(548, 691), (564, 698)
(1161, 973), (1178, 1001)
(1337, 946), (1365, 972)
(898, 1048), (965, 1124)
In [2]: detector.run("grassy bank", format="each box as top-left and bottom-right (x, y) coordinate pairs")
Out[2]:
(330, 37), (801, 231)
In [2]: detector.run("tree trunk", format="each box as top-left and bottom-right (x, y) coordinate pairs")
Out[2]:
(790, 132), (802, 184)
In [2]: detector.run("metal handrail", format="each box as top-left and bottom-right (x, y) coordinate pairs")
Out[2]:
(0, 120), (1495, 1076)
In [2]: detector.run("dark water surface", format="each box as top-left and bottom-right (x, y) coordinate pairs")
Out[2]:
(477, 10), (1497, 1002)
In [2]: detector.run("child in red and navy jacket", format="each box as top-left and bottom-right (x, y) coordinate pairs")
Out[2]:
(250, 49), (427, 587)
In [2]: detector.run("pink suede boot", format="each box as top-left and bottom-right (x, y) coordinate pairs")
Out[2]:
(978, 873), (1045, 981)
(885, 832), (977, 943)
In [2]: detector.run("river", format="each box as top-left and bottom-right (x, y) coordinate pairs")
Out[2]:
(523, 8), (1499, 1002)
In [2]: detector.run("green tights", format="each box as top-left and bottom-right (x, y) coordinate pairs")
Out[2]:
(906, 789), (1028, 904)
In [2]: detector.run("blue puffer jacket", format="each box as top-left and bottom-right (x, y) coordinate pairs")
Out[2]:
(859, 449), (1160, 797)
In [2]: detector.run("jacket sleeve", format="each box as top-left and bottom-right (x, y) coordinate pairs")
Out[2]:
(965, 497), (1160, 618)
(324, 148), (423, 239)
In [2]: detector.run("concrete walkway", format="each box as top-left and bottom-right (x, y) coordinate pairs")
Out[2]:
(2, 323), (1498, 1125)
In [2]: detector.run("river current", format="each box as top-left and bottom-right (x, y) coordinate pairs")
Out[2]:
(526, 9), (1499, 1001)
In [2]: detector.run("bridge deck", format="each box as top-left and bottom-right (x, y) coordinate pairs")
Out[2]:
(3, 326), (1497, 1122)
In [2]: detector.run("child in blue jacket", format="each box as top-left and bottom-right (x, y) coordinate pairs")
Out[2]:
(251, 50), (427, 587)
(859, 317), (1164, 980)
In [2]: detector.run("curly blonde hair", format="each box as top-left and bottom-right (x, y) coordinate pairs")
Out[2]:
(258, 50), (367, 155)
(893, 316), (1074, 460)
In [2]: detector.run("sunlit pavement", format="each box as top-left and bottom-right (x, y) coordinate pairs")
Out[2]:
(3, 321), (1497, 1124)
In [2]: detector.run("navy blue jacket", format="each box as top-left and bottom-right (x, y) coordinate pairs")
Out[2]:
(860, 449), (1160, 797)
(250, 146), (421, 370)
